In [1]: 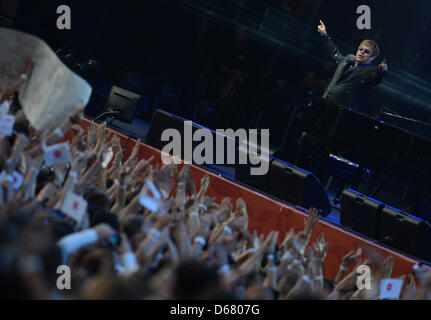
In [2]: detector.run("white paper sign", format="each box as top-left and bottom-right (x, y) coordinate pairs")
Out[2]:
(102, 147), (114, 168)
(0, 28), (92, 131)
(380, 279), (403, 300)
(61, 192), (88, 223)
(0, 115), (15, 136)
(0, 170), (23, 190)
(44, 142), (73, 167)
(139, 180), (162, 212)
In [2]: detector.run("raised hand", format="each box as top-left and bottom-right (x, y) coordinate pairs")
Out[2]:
(317, 20), (327, 36)
(111, 135), (122, 154)
(382, 256), (394, 278)
(341, 247), (362, 269)
(335, 259), (364, 294)
(312, 233), (329, 262)
(87, 125), (98, 147)
(129, 156), (154, 180)
(304, 207), (320, 235)
(95, 122), (112, 152)
(235, 198), (249, 230)
(378, 59), (388, 72)
(177, 164), (190, 184)
(124, 139), (141, 166)
(186, 168), (196, 196)
(154, 164), (177, 199)
(267, 231), (279, 255)
(197, 174), (210, 202)
(200, 196), (218, 213)
(362, 246), (388, 280)
(293, 231), (309, 256)
(401, 274), (417, 300)
(96, 122), (107, 144)
(281, 229), (295, 251)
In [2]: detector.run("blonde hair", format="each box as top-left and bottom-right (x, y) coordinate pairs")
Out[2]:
(360, 40), (380, 58)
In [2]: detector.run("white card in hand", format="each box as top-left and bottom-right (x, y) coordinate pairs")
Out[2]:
(0, 170), (23, 190)
(44, 142), (73, 167)
(380, 278), (403, 300)
(0, 115), (15, 136)
(102, 147), (114, 168)
(139, 180), (162, 212)
(61, 192), (88, 224)
(10, 170), (23, 190)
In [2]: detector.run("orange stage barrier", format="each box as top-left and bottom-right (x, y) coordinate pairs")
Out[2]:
(71, 118), (419, 280)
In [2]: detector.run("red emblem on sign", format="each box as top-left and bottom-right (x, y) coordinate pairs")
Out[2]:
(386, 283), (392, 291)
(54, 150), (62, 158)
(72, 201), (79, 210)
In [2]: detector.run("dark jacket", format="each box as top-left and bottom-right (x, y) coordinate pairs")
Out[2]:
(322, 34), (385, 111)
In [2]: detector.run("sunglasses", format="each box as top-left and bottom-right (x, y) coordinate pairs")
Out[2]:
(358, 47), (371, 54)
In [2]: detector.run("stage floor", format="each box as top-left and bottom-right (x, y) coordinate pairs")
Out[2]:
(90, 113), (426, 236)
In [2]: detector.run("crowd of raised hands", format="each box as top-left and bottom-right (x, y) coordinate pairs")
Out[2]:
(0, 59), (431, 300)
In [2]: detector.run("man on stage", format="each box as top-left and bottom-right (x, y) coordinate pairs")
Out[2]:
(317, 20), (388, 111)
(296, 20), (388, 177)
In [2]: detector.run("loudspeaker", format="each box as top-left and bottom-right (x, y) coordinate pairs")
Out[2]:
(268, 160), (331, 216)
(379, 206), (431, 262)
(340, 189), (384, 239)
(145, 109), (235, 166)
(146, 109), (184, 152)
(235, 139), (274, 192)
(340, 189), (431, 262)
(104, 86), (141, 124)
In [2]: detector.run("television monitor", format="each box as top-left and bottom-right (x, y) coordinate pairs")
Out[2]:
(104, 86), (141, 123)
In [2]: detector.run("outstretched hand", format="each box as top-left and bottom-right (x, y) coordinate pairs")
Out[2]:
(378, 59), (388, 72)
(317, 20), (327, 36)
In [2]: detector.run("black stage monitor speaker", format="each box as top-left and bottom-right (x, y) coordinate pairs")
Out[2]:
(105, 86), (141, 124)
(146, 109), (184, 151)
(235, 139), (274, 192)
(340, 189), (384, 239)
(268, 160), (331, 216)
(379, 206), (431, 262)
(146, 109), (235, 165)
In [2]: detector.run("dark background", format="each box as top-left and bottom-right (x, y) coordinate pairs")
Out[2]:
(7, 0), (431, 74)
(2, 0), (431, 143)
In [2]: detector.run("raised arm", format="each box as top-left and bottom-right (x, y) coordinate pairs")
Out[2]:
(317, 20), (344, 64)
(0, 57), (34, 103)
